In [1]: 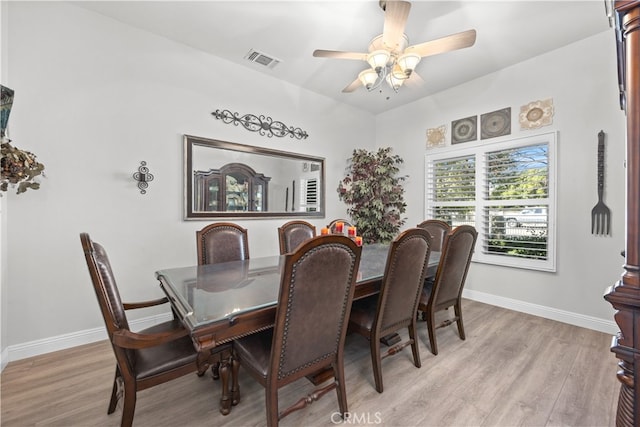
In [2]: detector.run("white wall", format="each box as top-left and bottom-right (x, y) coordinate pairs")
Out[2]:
(3, 2), (373, 353)
(0, 0), (8, 370)
(1, 2), (624, 363)
(376, 30), (625, 328)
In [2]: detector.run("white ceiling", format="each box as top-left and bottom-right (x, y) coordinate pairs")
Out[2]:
(73, 1), (612, 115)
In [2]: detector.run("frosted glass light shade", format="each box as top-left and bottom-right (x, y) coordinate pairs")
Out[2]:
(386, 72), (405, 92)
(397, 53), (421, 76)
(358, 69), (379, 90)
(366, 50), (390, 71)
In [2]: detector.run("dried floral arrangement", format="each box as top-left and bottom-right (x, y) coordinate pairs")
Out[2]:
(1, 141), (45, 194)
(0, 85), (45, 195)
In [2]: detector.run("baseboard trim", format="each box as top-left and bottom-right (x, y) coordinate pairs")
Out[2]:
(1, 347), (8, 371)
(463, 289), (619, 335)
(4, 313), (172, 365)
(2, 294), (619, 369)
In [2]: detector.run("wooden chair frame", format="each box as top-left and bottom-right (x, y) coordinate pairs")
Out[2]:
(418, 225), (478, 355)
(80, 233), (230, 426)
(417, 219), (452, 252)
(277, 220), (316, 254)
(234, 235), (362, 426)
(348, 228), (432, 393)
(196, 222), (249, 265)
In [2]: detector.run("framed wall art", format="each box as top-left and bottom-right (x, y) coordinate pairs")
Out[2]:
(481, 107), (511, 140)
(426, 125), (446, 149)
(451, 116), (477, 144)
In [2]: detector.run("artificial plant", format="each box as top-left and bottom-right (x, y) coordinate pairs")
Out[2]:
(337, 147), (407, 243)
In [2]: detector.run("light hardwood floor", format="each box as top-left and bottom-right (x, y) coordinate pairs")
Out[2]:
(1, 300), (620, 427)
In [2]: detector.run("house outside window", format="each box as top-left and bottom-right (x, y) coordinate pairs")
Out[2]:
(425, 132), (556, 272)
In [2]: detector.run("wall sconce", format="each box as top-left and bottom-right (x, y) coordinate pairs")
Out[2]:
(133, 161), (153, 194)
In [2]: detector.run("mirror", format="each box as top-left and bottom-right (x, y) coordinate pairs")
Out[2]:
(184, 135), (325, 219)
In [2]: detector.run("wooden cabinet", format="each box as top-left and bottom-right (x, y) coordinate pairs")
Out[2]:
(194, 163), (270, 212)
(604, 2), (640, 426)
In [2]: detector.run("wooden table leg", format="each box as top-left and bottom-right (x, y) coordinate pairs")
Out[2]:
(231, 354), (240, 406)
(218, 356), (231, 415)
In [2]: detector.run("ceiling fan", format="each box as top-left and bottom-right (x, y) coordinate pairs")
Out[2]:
(313, 0), (477, 93)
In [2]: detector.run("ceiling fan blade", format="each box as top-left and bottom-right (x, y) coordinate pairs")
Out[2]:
(313, 49), (367, 61)
(342, 78), (363, 93)
(382, 1), (412, 52)
(405, 29), (477, 58)
(406, 71), (424, 87)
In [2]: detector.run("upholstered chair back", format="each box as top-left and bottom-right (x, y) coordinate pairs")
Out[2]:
(197, 222), (249, 265)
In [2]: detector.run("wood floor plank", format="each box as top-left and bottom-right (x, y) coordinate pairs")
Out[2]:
(546, 330), (619, 427)
(1, 300), (621, 427)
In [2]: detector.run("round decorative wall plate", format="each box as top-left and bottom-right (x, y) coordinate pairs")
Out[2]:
(451, 116), (477, 144)
(519, 98), (554, 130)
(481, 107), (511, 140)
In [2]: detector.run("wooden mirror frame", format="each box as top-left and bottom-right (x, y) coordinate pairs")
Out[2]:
(184, 135), (325, 220)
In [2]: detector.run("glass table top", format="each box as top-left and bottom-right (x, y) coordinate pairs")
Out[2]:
(156, 244), (438, 330)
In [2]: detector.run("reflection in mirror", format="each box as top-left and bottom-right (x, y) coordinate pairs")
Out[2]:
(184, 135), (325, 219)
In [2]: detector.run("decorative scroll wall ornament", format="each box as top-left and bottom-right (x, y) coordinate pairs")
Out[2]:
(519, 98), (554, 130)
(212, 109), (309, 140)
(133, 161), (154, 194)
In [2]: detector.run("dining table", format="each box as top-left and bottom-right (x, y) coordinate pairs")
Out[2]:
(156, 243), (440, 414)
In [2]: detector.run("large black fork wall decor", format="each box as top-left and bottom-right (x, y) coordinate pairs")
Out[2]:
(591, 130), (611, 236)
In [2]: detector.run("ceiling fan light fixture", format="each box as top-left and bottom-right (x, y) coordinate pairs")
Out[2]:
(358, 69), (379, 90)
(366, 50), (391, 72)
(386, 72), (405, 92)
(397, 52), (421, 76)
(314, 2), (476, 96)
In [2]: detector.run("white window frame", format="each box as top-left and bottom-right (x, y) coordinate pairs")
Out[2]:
(425, 131), (557, 272)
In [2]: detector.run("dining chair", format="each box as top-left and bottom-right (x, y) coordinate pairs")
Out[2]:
(80, 233), (230, 427)
(195, 221), (248, 394)
(418, 225), (478, 355)
(232, 235), (362, 426)
(196, 222), (249, 265)
(277, 220), (316, 254)
(327, 218), (354, 234)
(348, 227), (432, 393)
(417, 219), (451, 252)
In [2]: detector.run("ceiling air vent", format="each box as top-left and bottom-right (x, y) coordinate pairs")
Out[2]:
(244, 49), (281, 69)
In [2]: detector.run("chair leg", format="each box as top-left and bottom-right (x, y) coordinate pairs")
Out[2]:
(408, 322), (421, 368)
(334, 359), (349, 415)
(426, 310), (438, 356)
(121, 381), (137, 427)
(265, 386), (279, 427)
(370, 336), (384, 393)
(454, 301), (466, 340)
(108, 368), (121, 414)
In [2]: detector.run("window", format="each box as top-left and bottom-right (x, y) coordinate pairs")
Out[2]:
(300, 178), (319, 212)
(425, 132), (556, 271)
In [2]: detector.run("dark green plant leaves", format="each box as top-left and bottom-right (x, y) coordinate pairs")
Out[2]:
(337, 147), (407, 243)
